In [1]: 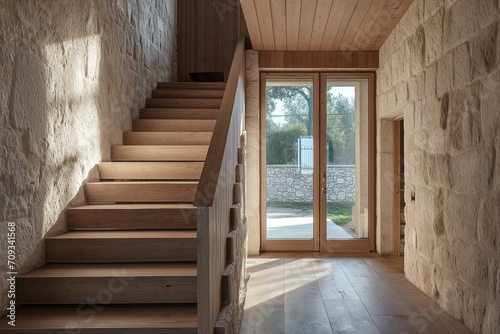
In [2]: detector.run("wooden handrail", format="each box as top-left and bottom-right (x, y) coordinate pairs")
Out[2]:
(193, 39), (246, 207)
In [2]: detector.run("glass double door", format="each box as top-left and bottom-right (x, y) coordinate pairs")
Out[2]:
(261, 73), (374, 252)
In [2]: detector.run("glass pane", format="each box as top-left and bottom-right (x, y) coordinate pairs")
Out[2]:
(325, 78), (369, 240)
(265, 78), (315, 239)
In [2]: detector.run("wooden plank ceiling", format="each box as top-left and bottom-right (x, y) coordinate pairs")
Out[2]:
(241, 0), (414, 51)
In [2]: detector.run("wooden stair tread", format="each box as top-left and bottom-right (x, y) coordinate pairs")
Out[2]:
(132, 119), (216, 132)
(98, 162), (204, 180)
(0, 305), (197, 332)
(20, 263), (197, 278)
(47, 230), (197, 239)
(140, 108), (219, 119)
(111, 145), (208, 162)
(123, 132), (212, 145)
(157, 82), (226, 89)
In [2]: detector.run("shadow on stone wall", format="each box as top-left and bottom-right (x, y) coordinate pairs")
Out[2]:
(0, 0), (176, 316)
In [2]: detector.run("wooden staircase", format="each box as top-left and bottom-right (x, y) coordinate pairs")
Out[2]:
(0, 82), (226, 333)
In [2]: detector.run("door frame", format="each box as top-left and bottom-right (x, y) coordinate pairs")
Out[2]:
(319, 73), (376, 253)
(393, 116), (404, 256)
(259, 72), (320, 251)
(259, 72), (376, 253)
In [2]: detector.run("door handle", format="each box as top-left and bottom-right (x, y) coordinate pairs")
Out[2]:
(322, 187), (327, 194)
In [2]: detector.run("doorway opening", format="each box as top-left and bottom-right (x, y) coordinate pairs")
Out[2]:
(260, 73), (375, 252)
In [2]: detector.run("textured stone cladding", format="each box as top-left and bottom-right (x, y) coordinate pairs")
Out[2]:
(245, 50), (260, 256)
(0, 0), (176, 315)
(377, 0), (500, 332)
(266, 166), (355, 203)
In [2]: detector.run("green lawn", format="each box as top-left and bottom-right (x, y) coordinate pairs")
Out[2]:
(267, 202), (353, 226)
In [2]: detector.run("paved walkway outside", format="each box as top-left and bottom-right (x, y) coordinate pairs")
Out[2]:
(266, 207), (355, 239)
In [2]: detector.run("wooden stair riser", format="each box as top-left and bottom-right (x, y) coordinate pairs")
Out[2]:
(157, 82), (226, 90)
(111, 145), (208, 162)
(152, 89), (224, 99)
(146, 98), (221, 109)
(85, 182), (198, 203)
(140, 108), (219, 119)
(46, 238), (197, 262)
(17, 277), (197, 304)
(98, 162), (204, 181)
(132, 119), (216, 132)
(67, 206), (197, 230)
(123, 132), (212, 146)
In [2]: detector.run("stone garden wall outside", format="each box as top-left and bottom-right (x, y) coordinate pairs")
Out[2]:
(266, 165), (355, 203)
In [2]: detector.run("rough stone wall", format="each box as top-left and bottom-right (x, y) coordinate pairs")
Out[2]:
(245, 50), (260, 256)
(0, 0), (176, 315)
(377, 0), (500, 332)
(218, 137), (248, 334)
(266, 166), (355, 203)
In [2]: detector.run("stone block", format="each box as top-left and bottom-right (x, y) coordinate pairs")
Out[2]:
(459, 81), (482, 150)
(453, 41), (472, 90)
(414, 187), (436, 231)
(443, 191), (480, 241)
(450, 148), (493, 194)
(455, 243), (489, 290)
(416, 232), (435, 260)
(471, 22), (498, 80)
(378, 119), (394, 153)
(403, 100), (416, 133)
(495, 135), (500, 192)
(407, 75), (419, 102)
(420, 96), (442, 130)
(400, 0), (424, 41)
(482, 303), (500, 334)
(445, 89), (466, 151)
(428, 129), (446, 154)
(245, 50), (259, 82)
(436, 50), (454, 98)
(413, 129), (429, 151)
(425, 62), (438, 98)
(497, 20), (500, 67)
(410, 26), (426, 76)
(461, 288), (487, 333)
(376, 92), (388, 116)
(443, 0), (491, 51)
(386, 86), (398, 114)
(497, 265), (500, 303)
(427, 153), (450, 186)
(424, 0), (445, 20)
(424, 8), (444, 67)
(396, 81), (409, 108)
(433, 239), (457, 274)
(477, 193), (500, 252)
(433, 265), (465, 319)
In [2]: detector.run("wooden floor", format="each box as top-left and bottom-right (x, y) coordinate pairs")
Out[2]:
(240, 254), (472, 334)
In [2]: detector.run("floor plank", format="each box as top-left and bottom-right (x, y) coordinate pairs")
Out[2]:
(240, 255), (473, 334)
(240, 259), (284, 334)
(324, 300), (381, 334)
(284, 259), (332, 334)
(311, 259), (360, 301)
